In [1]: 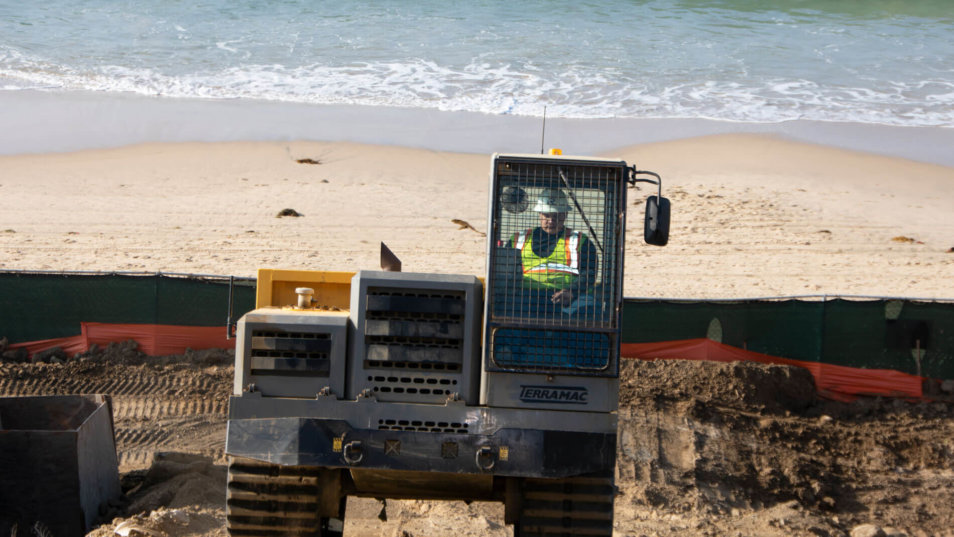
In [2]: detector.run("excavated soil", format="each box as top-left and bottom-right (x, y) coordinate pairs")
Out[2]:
(2, 345), (953, 537)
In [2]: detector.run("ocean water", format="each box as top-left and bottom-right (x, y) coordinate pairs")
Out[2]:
(0, 0), (952, 127)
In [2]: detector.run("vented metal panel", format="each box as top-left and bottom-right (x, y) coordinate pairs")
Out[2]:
(365, 372), (459, 397)
(249, 330), (331, 376)
(485, 156), (625, 376)
(235, 312), (348, 398)
(349, 272), (482, 404)
(376, 418), (469, 434)
(365, 289), (465, 365)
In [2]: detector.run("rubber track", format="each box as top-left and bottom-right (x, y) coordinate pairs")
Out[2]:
(516, 476), (615, 537)
(226, 457), (325, 537)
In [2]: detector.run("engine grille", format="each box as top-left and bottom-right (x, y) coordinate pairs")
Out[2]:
(237, 313), (348, 399)
(249, 330), (331, 377)
(366, 374), (458, 397)
(359, 289), (465, 403)
(348, 273), (481, 405)
(377, 418), (469, 434)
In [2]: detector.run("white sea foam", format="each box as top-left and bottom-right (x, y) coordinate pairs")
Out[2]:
(1, 1), (952, 129)
(3, 55), (953, 128)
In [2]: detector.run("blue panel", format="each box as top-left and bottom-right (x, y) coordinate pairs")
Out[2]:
(493, 328), (609, 371)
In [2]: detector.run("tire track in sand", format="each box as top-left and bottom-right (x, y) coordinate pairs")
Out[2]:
(112, 395), (229, 420)
(0, 358), (233, 470)
(0, 365), (223, 397)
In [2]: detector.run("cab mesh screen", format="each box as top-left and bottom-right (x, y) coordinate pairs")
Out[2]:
(487, 159), (622, 372)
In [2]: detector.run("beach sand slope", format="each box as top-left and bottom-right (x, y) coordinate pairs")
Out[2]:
(1, 135), (951, 299)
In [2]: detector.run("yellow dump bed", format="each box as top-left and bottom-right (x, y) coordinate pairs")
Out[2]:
(256, 269), (355, 310)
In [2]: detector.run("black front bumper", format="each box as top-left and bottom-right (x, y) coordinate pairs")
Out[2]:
(226, 417), (616, 479)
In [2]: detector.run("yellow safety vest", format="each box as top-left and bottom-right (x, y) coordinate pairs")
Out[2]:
(513, 228), (582, 290)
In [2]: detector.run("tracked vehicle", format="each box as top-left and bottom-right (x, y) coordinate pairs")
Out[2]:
(225, 151), (670, 536)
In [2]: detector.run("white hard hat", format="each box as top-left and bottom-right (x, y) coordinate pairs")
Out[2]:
(533, 188), (571, 213)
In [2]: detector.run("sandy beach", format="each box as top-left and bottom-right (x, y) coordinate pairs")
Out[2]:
(1, 123), (952, 300)
(4, 4), (954, 535)
(2, 100), (953, 537)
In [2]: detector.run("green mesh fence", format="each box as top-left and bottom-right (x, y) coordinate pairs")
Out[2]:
(621, 297), (954, 379)
(0, 271), (256, 342)
(2, 272), (952, 379)
(621, 299), (826, 359)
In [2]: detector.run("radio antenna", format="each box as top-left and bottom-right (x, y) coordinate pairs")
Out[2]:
(539, 106), (547, 154)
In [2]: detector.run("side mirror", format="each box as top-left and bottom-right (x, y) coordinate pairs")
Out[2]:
(644, 196), (670, 246)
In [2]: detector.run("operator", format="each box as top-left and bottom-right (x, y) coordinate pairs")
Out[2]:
(508, 188), (597, 307)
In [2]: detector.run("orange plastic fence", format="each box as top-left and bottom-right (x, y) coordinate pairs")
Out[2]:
(10, 322), (234, 357)
(621, 338), (923, 401)
(11, 325), (924, 401)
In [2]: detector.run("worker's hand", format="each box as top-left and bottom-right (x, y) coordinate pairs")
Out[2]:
(551, 289), (574, 305)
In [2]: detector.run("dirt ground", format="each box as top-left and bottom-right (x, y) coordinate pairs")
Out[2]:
(2, 344), (953, 537)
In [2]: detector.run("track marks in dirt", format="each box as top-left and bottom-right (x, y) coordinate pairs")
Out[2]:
(116, 426), (176, 451)
(0, 364), (226, 398)
(113, 396), (228, 420)
(115, 415), (227, 470)
(0, 357), (234, 471)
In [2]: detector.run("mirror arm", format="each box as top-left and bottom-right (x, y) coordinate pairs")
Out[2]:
(627, 167), (663, 200)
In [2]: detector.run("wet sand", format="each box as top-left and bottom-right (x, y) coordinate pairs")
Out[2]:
(3, 90), (954, 167)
